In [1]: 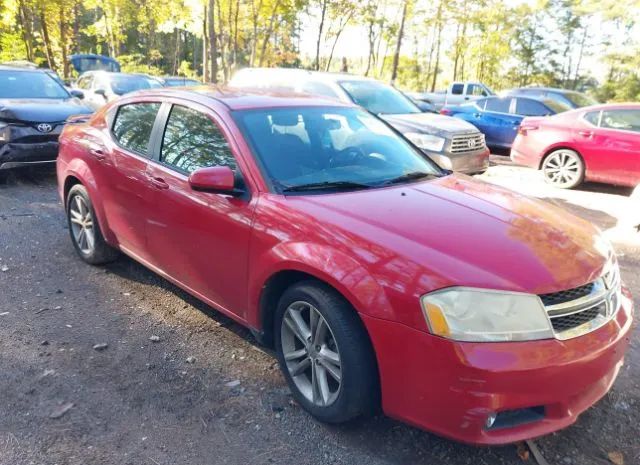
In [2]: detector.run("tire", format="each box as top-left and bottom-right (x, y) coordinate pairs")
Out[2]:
(542, 149), (585, 189)
(66, 184), (119, 265)
(274, 281), (379, 424)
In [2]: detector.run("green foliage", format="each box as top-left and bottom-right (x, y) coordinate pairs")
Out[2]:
(0, 0), (637, 101)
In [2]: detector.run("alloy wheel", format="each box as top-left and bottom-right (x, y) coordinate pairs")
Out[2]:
(280, 301), (342, 407)
(543, 150), (582, 187)
(69, 194), (95, 254)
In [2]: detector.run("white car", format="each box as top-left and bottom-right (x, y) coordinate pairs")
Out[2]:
(72, 71), (163, 110)
(229, 68), (490, 174)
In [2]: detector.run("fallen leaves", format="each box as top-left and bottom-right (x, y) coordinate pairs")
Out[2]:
(608, 451), (624, 465)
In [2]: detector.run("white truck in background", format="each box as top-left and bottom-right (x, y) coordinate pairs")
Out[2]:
(408, 82), (494, 110)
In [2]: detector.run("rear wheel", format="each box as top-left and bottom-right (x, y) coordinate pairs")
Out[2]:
(542, 149), (584, 189)
(66, 184), (119, 265)
(274, 281), (379, 423)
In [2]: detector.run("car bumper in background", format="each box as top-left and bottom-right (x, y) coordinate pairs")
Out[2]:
(0, 141), (59, 170)
(362, 289), (634, 445)
(428, 147), (490, 175)
(510, 147), (540, 169)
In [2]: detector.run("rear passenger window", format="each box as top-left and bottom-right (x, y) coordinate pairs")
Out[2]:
(161, 105), (237, 174)
(515, 98), (549, 116)
(485, 98), (511, 113)
(451, 84), (464, 95)
(112, 103), (160, 156)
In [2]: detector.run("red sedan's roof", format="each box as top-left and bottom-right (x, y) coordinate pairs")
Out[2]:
(575, 102), (640, 112)
(137, 85), (354, 111)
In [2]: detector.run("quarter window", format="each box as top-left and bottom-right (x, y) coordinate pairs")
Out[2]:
(515, 98), (549, 116)
(161, 105), (237, 173)
(485, 98), (511, 113)
(600, 110), (640, 133)
(112, 103), (161, 156)
(583, 111), (601, 126)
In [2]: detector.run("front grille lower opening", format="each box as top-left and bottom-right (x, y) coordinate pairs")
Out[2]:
(486, 406), (545, 430)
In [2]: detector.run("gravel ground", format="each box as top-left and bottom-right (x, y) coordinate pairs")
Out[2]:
(0, 163), (638, 465)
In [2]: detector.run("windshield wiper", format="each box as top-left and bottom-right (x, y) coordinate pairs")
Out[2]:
(379, 171), (438, 186)
(282, 180), (373, 193)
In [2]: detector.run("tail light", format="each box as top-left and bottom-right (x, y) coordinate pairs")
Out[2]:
(518, 124), (539, 135)
(440, 108), (453, 116)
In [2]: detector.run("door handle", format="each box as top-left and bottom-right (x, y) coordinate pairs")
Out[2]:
(89, 148), (106, 161)
(473, 113), (482, 118)
(148, 176), (169, 190)
(578, 130), (594, 137)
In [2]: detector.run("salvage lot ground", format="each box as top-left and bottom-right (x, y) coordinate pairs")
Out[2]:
(0, 160), (638, 465)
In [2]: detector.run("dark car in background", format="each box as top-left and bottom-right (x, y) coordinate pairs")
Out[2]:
(72, 71), (163, 110)
(504, 87), (598, 110)
(0, 66), (93, 170)
(160, 76), (201, 87)
(441, 95), (570, 153)
(70, 54), (121, 74)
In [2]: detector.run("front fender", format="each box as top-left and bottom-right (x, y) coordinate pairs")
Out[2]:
(247, 241), (394, 330)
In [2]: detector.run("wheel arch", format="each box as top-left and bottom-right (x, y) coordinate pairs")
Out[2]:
(538, 145), (584, 170)
(61, 161), (118, 246)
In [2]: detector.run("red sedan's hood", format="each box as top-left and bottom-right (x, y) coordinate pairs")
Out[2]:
(284, 174), (610, 295)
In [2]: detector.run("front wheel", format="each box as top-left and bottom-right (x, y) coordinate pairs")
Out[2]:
(542, 149), (584, 189)
(66, 184), (119, 265)
(274, 281), (379, 423)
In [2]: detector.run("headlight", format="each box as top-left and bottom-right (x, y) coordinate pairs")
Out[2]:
(421, 287), (553, 342)
(405, 132), (445, 152)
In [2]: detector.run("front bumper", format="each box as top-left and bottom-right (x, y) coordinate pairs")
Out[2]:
(362, 290), (634, 445)
(0, 141), (59, 169)
(427, 147), (490, 175)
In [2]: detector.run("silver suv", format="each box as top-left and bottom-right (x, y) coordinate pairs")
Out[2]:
(229, 68), (490, 174)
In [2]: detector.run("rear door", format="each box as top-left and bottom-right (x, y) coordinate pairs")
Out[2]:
(144, 102), (257, 318)
(103, 101), (162, 258)
(479, 97), (519, 148)
(577, 109), (640, 185)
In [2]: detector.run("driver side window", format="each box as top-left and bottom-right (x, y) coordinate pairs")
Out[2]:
(160, 105), (237, 174)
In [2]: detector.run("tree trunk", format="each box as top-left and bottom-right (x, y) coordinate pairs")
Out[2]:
(18, 0), (34, 62)
(73, 0), (80, 54)
(39, 4), (56, 70)
(249, 0), (264, 66)
(430, 0), (443, 92)
(173, 27), (181, 75)
(572, 26), (588, 89)
(208, 0), (218, 83)
(258, 0), (281, 67)
(202, 4), (209, 82)
(325, 10), (354, 71)
(59, 2), (69, 77)
(314, 0), (328, 71)
(390, 0), (408, 84)
(232, 0), (240, 68)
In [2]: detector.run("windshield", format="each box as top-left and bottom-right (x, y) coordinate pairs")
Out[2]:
(339, 80), (421, 115)
(563, 91), (598, 108)
(234, 106), (441, 194)
(0, 70), (70, 99)
(110, 75), (162, 95)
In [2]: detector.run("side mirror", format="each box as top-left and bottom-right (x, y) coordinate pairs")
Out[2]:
(94, 88), (107, 98)
(188, 166), (238, 195)
(69, 89), (84, 99)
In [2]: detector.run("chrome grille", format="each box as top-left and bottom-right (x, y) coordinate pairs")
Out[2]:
(539, 282), (595, 307)
(540, 276), (620, 340)
(449, 133), (485, 153)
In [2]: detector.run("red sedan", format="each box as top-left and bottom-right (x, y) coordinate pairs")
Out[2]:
(511, 103), (640, 188)
(57, 88), (633, 445)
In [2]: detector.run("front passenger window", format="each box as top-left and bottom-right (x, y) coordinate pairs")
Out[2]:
(161, 105), (237, 174)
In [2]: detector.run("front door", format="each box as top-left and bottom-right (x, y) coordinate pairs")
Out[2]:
(145, 102), (257, 319)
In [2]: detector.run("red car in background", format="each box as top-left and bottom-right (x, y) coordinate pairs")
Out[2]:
(57, 88), (633, 445)
(511, 103), (640, 188)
